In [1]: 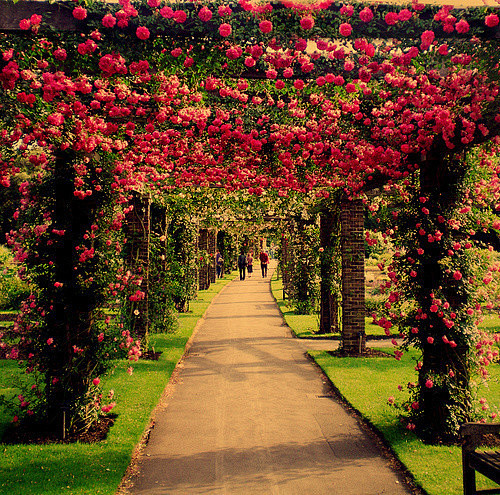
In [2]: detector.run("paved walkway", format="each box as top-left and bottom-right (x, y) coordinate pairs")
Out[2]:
(125, 264), (412, 495)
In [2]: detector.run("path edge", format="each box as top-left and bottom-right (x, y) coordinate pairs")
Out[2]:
(116, 277), (237, 495)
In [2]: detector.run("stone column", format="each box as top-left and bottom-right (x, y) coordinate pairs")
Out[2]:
(340, 197), (365, 353)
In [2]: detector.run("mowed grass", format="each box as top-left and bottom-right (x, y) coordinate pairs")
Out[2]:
(270, 273), (384, 338)
(310, 349), (500, 495)
(0, 272), (237, 495)
(270, 272), (500, 494)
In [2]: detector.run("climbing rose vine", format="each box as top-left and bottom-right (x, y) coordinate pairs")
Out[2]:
(0, 0), (499, 438)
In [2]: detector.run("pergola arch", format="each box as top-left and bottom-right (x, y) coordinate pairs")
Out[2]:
(1, 0), (500, 440)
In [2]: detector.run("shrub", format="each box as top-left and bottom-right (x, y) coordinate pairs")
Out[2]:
(0, 245), (30, 311)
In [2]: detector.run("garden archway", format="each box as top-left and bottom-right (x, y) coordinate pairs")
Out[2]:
(1, 0), (500, 441)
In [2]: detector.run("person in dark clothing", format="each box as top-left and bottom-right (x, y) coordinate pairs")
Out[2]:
(259, 250), (269, 278)
(237, 252), (247, 280)
(216, 250), (224, 278)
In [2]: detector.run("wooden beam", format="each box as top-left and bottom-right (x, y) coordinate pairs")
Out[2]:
(0, 1), (80, 31)
(0, 1), (498, 39)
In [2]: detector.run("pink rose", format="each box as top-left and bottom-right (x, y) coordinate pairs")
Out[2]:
(295, 38), (307, 51)
(455, 19), (469, 33)
(73, 6), (87, 20)
(300, 15), (314, 30)
(160, 6), (174, 18)
(219, 23), (232, 37)
(266, 69), (277, 79)
(19, 19), (31, 30)
(219, 5), (232, 17)
(93, 377), (100, 386)
(294, 79), (305, 90)
(485, 14), (499, 28)
(136, 26), (150, 40)
(259, 20), (273, 33)
(198, 7), (212, 22)
(340, 5), (354, 16)
(421, 30), (435, 48)
(438, 44), (448, 56)
(359, 7), (373, 22)
(174, 10), (187, 23)
(102, 14), (116, 28)
(453, 271), (462, 280)
(385, 12), (399, 25)
(244, 56), (256, 67)
(339, 23), (352, 37)
(398, 9), (412, 21)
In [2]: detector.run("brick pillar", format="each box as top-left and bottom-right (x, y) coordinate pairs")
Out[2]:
(208, 229), (216, 283)
(198, 228), (210, 290)
(125, 192), (150, 340)
(340, 198), (365, 353)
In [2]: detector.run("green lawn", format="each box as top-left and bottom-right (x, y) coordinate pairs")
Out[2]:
(0, 272), (236, 495)
(310, 349), (500, 495)
(270, 273), (386, 338)
(271, 271), (500, 494)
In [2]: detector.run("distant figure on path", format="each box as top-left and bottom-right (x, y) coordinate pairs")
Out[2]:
(215, 250), (224, 278)
(237, 252), (247, 280)
(246, 252), (254, 278)
(259, 250), (269, 278)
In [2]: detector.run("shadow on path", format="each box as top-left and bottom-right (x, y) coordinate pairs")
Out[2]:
(124, 265), (413, 495)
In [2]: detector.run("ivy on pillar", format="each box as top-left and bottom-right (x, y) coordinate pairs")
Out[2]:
(280, 233), (291, 300)
(319, 204), (341, 334)
(198, 227), (210, 290)
(208, 229), (217, 284)
(340, 196), (366, 353)
(124, 191), (151, 341)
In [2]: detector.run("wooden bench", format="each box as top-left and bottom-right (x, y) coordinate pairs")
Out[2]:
(460, 422), (500, 495)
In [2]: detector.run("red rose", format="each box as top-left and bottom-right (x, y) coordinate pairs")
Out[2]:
(73, 6), (87, 20)
(259, 20), (273, 33)
(300, 16), (314, 30)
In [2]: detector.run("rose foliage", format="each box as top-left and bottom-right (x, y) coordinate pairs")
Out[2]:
(0, 0), (500, 437)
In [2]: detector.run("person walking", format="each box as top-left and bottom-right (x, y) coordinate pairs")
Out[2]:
(246, 251), (254, 278)
(215, 250), (224, 278)
(259, 250), (269, 278)
(237, 252), (247, 280)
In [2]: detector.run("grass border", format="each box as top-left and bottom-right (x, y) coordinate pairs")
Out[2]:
(0, 271), (237, 495)
(116, 273), (237, 493)
(307, 350), (428, 495)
